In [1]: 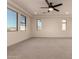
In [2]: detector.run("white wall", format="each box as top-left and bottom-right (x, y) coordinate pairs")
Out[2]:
(32, 16), (72, 37)
(7, 2), (33, 47)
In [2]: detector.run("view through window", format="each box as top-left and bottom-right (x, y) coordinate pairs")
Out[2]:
(62, 20), (67, 31)
(7, 8), (17, 31)
(19, 15), (26, 31)
(36, 19), (43, 30)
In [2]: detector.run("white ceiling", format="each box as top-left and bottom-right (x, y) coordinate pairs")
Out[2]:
(8, 0), (72, 17)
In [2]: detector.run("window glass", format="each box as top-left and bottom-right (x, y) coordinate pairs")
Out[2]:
(7, 8), (17, 31)
(62, 23), (66, 31)
(62, 20), (66, 31)
(19, 15), (26, 31)
(36, 20), (43, 30)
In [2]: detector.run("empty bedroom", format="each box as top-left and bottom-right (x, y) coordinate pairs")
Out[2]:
(7, 0), (72, 59)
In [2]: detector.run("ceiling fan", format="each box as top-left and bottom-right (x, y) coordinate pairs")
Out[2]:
(41, 0), (63, 12)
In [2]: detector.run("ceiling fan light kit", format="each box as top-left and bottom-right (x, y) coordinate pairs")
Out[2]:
(41, 0), (63, 12)
(48, 8), (53, 11)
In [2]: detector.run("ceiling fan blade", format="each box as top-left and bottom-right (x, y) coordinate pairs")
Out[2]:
(41, 7), (48, 8)
(53, 8), (59, 12)
(53, 3), (63, 7)
(45, 0), (50, 5)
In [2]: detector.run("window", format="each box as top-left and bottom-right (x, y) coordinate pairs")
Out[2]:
(7, 8), (17, 31)
(62, 20), (67, 31)
(19, 15), (26, 31)
(36, 19), (43, 30)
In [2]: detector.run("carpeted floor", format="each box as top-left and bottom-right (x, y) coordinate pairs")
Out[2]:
(7, 37), (72, 59)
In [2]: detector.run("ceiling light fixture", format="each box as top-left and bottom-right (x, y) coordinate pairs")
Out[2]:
(48, 8), (53, 11)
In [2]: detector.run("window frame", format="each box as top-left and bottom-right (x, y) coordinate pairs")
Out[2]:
(7, 8), (18, 32)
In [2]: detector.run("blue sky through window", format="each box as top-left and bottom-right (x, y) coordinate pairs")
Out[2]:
(7, 9), (17, 28)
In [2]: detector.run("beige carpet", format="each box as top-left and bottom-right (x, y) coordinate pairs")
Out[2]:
(7, 37), (72, 59)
